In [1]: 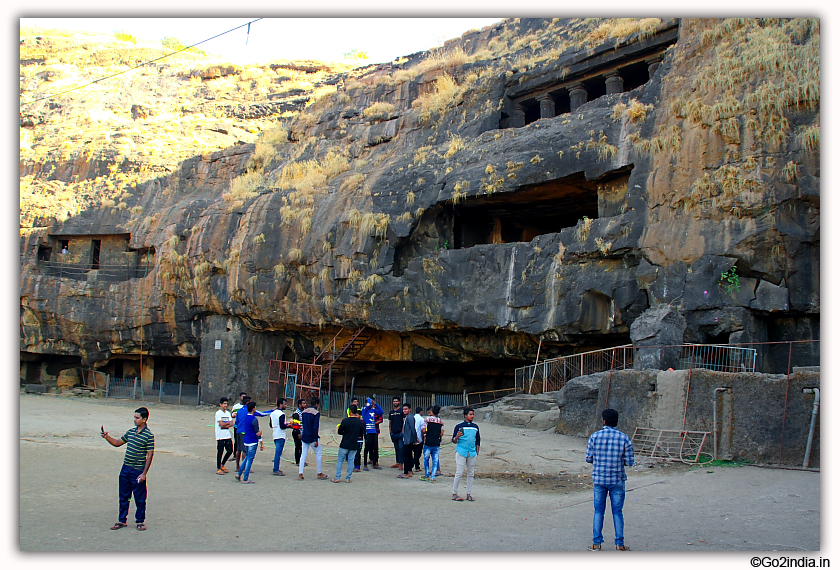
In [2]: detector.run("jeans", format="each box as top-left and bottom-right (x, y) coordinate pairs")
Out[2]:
(118, 464), (147, 523)
(335, 447), (357, 481)
(299, 441), (323, 474)
(592, 482), (626, 546)
(452, 452), (477, 495)
(391, 434), (402, 464)
(273, 438), (286, 472)
(423, 446), (440, 479)
(238, 443), (258, 481)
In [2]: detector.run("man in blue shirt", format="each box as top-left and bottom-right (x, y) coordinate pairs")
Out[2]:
(236, 401), (265, 483)
(451, 407), (480, 502)
(362, 397), (384, 471)
(585, 408), (635, 551)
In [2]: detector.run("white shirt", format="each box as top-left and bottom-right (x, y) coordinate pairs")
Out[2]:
(215, 409), (233, 440)
(270, 409), (287, 440)
(415, 414), (426, 443)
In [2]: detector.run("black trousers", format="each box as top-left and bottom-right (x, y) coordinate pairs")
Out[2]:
(216, 438), (233, 469)
(364, 432), (379, 466)
(354, 439), (363, 467)
(403, 443), (420, 474)
(293, 431), (302, 464)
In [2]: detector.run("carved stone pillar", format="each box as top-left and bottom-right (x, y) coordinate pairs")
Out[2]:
(605, 72), (624, 95)
(536, 94), (555, 119)
(647, 56), (663, 79)
(511, 102), (526, 128)
(569, 83), (588, 112)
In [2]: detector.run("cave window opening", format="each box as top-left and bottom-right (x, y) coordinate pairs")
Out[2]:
(453, 173), (601, 249)
(522, 99), (541, 126)
(621, 60), (651, 92)
(37, 246), (52, 262)
(91, 239), (101, 270)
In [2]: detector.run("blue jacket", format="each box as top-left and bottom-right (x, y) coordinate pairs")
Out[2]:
(301, 407), (320, 444)
(362, 402), (384, 434)
(242, 414), (261, 445)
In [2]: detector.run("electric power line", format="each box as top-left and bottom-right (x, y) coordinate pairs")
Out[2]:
(20, 18), (263, 108)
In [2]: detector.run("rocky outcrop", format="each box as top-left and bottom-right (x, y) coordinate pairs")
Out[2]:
(630, 305), (686, 369)
(19, 19), (820, 402)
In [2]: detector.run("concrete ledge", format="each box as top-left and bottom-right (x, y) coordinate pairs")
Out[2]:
(24, 384), (47, 394)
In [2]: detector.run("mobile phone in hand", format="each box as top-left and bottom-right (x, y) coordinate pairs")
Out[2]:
(101, 425), (105, 435)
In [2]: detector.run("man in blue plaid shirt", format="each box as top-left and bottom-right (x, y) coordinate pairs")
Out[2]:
(585, 408), (635, 551)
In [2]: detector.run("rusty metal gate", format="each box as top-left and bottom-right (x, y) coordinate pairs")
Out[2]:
(631, 428), (710, 464)
(267, 360), (324, 405)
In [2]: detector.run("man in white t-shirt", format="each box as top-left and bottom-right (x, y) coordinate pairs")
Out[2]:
(215, 397), (234, 475)
(269, 398), (289, 476)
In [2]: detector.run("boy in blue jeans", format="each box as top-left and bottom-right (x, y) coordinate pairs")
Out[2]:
(421, 405), (444, 482)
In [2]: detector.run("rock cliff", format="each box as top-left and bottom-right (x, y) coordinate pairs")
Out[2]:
(20, 18), (820, 402)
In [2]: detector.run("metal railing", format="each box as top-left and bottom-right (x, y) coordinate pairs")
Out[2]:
(515, 345), (634, 395)
(677, 344), (756, 373)
(38, 260), (151, 282)
(465, 387), (519, 407)
(515, 343), (762, 395)
(105, 377), (201, 405)
(326, 391), (467, 417)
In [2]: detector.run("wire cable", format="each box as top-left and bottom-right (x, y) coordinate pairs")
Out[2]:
(21, 18), (263, 107)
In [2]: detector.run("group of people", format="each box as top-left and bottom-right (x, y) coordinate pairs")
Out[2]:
(212, 393), (483, 501)
(102, 392), (635, 550)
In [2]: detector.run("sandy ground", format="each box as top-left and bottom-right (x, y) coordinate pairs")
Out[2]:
(19, 393), (820, 553)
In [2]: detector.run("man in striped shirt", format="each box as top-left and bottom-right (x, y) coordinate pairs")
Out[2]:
(101, 407), (155, 531)
(585, 408), (635, 551)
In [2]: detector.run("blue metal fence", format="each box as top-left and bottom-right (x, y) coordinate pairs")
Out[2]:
(105, 377), (200, 405)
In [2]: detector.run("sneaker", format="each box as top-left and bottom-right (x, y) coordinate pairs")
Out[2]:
(615, 545), (630, 551)
(363, 466), (369, 471)
(587, 544), (602, 551)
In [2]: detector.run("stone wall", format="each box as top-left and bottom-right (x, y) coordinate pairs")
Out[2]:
(551, 368), (820, 466)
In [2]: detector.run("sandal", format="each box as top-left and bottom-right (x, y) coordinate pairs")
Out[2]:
(216, 469), (226, 475)
(397, 474), (411, 479)
(242, 480), (255, 484)
(332, 478), (342, 483)
(298, 474), (304, 480)
(587, 543), (602, 551)
(452, 494), (464, 501)
(616, 545), (630, 551)
(317, 474), (329, 480)
(110, 522), (128, 530)
(136, 523), (147, 531)
(466, 494), (475, 502)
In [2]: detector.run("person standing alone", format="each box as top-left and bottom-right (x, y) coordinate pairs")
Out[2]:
(585, 408), (635, 551)
(101, 407), (155, 531)
(451, 407), (480, 502)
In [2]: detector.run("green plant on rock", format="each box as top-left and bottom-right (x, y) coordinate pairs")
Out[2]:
(719, 265), (740, 294)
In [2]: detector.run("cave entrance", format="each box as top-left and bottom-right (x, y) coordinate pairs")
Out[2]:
(453, 171), (603, 248)
(339, 358), (531, 398)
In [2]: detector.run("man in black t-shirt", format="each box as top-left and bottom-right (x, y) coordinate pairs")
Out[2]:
(292, 399), (306, 466)
(420, 405), (444, 482)
(388, 397), (405, 469)
(334, 405), (365, 483)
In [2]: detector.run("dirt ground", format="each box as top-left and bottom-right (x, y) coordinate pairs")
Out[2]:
(18, 393), (820, 554)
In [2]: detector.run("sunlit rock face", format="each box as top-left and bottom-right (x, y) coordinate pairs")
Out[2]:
(20, 18), (820, 400)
